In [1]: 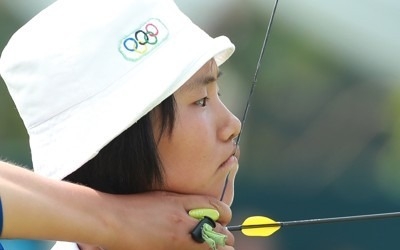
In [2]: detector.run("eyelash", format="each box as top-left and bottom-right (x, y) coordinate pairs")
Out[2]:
(196, 97), (209, 107)
(195, 92), (221, 107)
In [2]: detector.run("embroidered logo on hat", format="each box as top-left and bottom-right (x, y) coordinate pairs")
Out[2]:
(119, 18), (169, 61)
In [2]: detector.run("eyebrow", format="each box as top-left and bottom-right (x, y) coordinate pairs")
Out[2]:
(202, 71), (223, 85)
(186, 70), (222, 91)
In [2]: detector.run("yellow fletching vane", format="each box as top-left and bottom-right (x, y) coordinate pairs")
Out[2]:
(242, 216), (281, 237)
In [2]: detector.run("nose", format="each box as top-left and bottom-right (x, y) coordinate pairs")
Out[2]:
(230, 114), (241, 142)
(219, 103), (242, 143)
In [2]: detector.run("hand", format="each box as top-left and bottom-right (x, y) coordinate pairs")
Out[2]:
(100, 191), (235, 249)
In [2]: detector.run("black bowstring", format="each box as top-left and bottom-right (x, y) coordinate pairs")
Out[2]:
(235, 0), (279, 147)
(220, 0), (280, 201)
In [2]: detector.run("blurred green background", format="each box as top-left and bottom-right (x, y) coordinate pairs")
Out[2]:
(1, 0), (400, 249)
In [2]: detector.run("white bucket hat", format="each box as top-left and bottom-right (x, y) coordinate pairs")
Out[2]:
(0, 0), (234, 180)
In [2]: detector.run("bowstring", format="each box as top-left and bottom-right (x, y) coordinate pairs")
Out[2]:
(220, 0), (280, 201)
(236, 0), (279, 146)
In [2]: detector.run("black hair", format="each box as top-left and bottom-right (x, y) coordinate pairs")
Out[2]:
(63, 95), (176, 194)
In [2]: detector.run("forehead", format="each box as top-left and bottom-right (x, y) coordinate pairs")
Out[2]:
(178, 59), (219, 92)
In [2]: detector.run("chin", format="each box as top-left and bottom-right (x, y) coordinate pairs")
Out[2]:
(223, 194), (234, 206)
(221, 166), (238, 205)
(221, 184), (235, 206)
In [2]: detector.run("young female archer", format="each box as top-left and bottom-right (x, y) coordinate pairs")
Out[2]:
(0, 0), (241, 249)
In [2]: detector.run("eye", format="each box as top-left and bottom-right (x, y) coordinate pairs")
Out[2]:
(195, 97), (209, 107)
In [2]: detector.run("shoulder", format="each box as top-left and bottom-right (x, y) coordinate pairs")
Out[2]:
(51, 241), (80, 250)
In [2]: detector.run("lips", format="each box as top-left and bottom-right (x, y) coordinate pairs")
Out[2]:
(219, 146), (240, 169)
(219, 155), (233, 168)
(233, 146), (240, 160)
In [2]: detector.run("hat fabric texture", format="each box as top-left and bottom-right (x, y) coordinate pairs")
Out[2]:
(0, 0), (235, 179)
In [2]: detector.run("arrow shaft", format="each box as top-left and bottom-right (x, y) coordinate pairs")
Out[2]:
(228, 211), (400, 231)
(281, 211), (400, 227)
(228, 223), (280, 231)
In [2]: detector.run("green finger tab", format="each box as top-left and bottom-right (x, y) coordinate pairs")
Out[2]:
(189, 208), (220, 221)
(202, 223), (227, 250)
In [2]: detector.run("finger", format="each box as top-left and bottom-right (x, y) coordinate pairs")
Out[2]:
(218, 246), (235, 250)
(173, 193), (232, 226)
(208, 198), (232, 226)
(214, 223), (235, 246)
(188, 216), (234, 249)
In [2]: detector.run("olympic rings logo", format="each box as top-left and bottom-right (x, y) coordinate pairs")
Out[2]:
(123, 23), (159, 53)
(119, 18), (168, 61)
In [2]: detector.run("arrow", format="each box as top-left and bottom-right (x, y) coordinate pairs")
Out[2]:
(227, 211), (400, 237)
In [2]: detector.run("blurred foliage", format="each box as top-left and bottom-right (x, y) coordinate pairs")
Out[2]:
(210, 2), (400, 250)
(0, 2), (31, 166)
(1, 1), (400, 250)
(376, 88), (400, 202)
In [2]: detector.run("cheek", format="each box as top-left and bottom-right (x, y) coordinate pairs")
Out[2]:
(160, 110), (213, 168)
(156, 104), (234, 199)
(159, 134), (214, 194)
(157, 116), (221, 196)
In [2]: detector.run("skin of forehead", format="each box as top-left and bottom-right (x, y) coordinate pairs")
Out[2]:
(179, 59), (220, 93)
